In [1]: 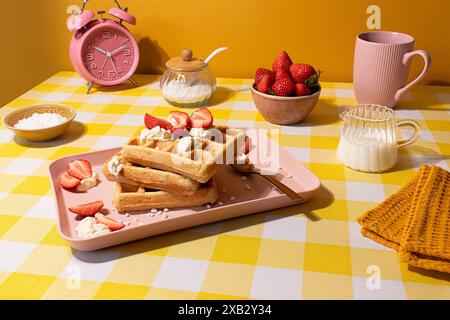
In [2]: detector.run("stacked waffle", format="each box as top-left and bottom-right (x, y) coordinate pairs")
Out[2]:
(102, 109), (247, 212)
(358, 165), (450, 273)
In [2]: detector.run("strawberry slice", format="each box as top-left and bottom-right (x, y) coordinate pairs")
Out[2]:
(190, 108), (213, 129)
(59, 172), (81, 189)
(67, 159), (92, 180)
(69, 200), (104, 217)
(144, 113), (172, 130)
(95, 212), (125, 231)
(168, 111), (190, 131)
(240, 136), (252, 154)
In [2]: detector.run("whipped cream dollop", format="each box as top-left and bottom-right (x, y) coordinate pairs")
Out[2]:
(139, 126), (171, 144)
(108, 156), (123, 176)
(177, 136), (194, 153)
(76, 172), (98, 192)
(75, 217), (111, 239)
(162, 80), (213, 104)
(190, 128), (212, 140)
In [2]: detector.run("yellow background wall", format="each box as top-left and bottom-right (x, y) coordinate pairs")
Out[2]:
(1, 0), (449, 106)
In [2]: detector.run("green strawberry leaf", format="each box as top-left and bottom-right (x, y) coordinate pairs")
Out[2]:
(305, 70), (322, 90)
(268, 89), (275, 95)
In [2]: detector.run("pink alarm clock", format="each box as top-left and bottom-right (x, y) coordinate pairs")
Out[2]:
(67, 0), (139, 93)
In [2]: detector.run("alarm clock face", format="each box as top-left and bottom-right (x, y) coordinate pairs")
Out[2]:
(79, 21), (139, 86)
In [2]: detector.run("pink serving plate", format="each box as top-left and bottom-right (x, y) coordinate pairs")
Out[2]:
(49, 139), (320, 251)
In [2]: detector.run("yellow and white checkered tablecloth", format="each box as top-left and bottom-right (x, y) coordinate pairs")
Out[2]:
(0, 71), (449, 300)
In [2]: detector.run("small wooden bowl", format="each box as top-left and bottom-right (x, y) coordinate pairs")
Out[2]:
(251, 86), (321, 125)
(2, 104), (76, 142)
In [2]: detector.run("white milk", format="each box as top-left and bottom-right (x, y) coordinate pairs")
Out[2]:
(337, 137), (397, 173)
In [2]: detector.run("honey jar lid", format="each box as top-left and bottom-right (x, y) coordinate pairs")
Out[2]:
(166, 49), (207, 72)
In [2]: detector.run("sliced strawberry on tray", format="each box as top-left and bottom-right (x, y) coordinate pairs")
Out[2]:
(168, 111), (190, 131)
(95, 213), (125, 231)
(59, 172), (80, 189)
(69, 200), (104, 217)
(144, 113), (172, 130)
(67, 159), (92, 180)
(190, 108), (213, 129)
(240, 136), (252, 154)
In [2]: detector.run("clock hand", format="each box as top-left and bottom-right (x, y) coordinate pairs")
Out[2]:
(94, 46), (108, 55)
(110, 45), (127, 56)
(110, 57), (118, 74)
(100, 55), (109, 70)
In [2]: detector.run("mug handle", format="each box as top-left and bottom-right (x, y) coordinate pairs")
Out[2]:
(394, 50), (431, 103)
(397, 120), (421, 148)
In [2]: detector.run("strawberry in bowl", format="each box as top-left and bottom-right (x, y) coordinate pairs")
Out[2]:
(251, 51), (321, 125)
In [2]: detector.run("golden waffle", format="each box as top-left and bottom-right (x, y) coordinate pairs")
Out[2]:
(121, 125), (246, 183)
(358, 165), (450, 273)
(102, 153), (201, 196)
(113, 179), (218, 212)
(399, 165), (450, 272)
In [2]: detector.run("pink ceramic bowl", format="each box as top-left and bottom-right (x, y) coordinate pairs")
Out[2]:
(251, 86), (321, 125)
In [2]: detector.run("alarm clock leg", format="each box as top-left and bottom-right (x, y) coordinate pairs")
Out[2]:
(86, 81), (94, 94)
(129, 77), (137, 87)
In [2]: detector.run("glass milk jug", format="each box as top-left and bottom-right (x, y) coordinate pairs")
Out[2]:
(337, 104), (420, 173)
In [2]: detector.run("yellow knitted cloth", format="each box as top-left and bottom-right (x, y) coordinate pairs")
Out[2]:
(358, 165), (450, 273)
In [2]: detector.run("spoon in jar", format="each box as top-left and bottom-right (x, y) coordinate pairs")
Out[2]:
(230, 163), (305, 204)
(204, 47), (228, 64)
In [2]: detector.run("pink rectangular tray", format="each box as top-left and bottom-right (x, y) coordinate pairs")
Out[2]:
(49, 137), (320, 251)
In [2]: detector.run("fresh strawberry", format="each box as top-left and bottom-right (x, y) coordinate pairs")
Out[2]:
(67, 159), (92, 180)
(295, 83), (311, 96)
(95, 212), (125, 231)
(240, 136), (252, 154)
(59, 172), (80, 189)
(168, 111), (190, 131)
(144, 113), (172, 130)
(272, 51), (293, 73)
(255, 68), (275, 85)
(289, 63), (316, 84)
(190, 108), (213, 129)
(275, 69), (293, 81)
(257, 74), (272, 94)
(69, 200), (104, 217)
(271, 78), (295, 96)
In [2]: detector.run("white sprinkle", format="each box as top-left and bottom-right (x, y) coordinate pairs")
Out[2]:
(218, 201), (224, 206)
(151, 213), (155, 217)
(164, 214), (168, 218)
(245, 184), (251, 190)
(287, 174), (293, 178)
(241, 176), (247, 181)
(125, 213), (130, 217)
(158, 211), (162, 215)
(271, 186), (276, 190)
(134, 218), (139, 222)
(206, 204), (211, 209)
(163, 208), (170, 212)
(279, 167), (283, 170)
(151, 208), (158, 213)
(222, 188), (227, 193)
(230, 196), (236, 201)
(126, 221), (131, 226)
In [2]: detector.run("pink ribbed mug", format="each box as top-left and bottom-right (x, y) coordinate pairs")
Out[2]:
(353, 31), (431, 108)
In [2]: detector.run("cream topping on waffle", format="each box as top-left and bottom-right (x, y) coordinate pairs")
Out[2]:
(177, 136), (194, 153)
(139, 126), (171, 144)
(190, 128), (212, 140)
(75, 217), (111, 239)
(108, 156), (124, 176)
(76, 172), (99, 192)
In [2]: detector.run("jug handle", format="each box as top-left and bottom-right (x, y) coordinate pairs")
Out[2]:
(394, 50), (431, 103)
(397, 120), (421, 148)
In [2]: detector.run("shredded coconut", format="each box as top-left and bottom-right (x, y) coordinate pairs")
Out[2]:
(14, 113), (67, 130)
